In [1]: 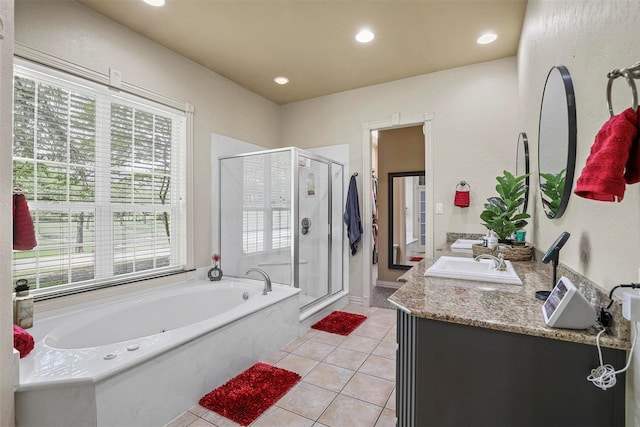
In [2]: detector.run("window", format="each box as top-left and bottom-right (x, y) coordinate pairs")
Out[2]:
(241, 151), (291, 253)
(12, 60), (187, 297)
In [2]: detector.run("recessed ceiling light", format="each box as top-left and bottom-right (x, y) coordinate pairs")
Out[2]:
(143, 0), (165, 6)
(477, 33), (498, 45)
(274, 76), (289, 85)
(356, 29), (375, 43)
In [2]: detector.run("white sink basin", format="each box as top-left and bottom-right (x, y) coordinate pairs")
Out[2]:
(424, 256), (523, 285)
(450, 239), (483, 253)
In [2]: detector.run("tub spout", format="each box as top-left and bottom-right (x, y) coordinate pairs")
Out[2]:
(245, 268), (272, 295)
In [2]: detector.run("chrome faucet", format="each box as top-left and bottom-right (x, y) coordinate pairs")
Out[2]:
(245, 268), (272, 295)
(474, 253), (507, 271)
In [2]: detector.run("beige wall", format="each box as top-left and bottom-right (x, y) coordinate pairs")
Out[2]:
(377, 126), (424, 282)
(281, 57), (519, 303)
(518, 1), (640, 423)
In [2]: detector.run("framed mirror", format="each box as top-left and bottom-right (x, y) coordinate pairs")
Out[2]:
(538, 65), (577, 219)
(388, 171), (425, 270)
(516, 132), (530, 214)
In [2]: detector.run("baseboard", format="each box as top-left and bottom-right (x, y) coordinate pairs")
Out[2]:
(376, 280), (402, 289)
(349, 295), (363, 305)
(299, 294), (349, 330)
(299, 292), (348, 323)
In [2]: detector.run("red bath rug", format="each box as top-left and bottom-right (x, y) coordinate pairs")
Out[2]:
(409, 256), (423, 262)
(199, 362), (301, 426)
(311, 310), (367, 336)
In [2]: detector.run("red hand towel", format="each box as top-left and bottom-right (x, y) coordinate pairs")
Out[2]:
(13, 325), (35, 358)
(454, 190), (470, 207)
(13, 193), (37, 250)
(624, 108), (640, 184)
(574, 108), (639, 202)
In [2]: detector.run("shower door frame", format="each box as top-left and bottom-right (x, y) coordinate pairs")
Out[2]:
(218, 147), (344, 308)
(293, 148), (344, 310)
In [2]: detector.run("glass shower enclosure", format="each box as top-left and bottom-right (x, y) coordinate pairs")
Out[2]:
(219, 147), (344, 311)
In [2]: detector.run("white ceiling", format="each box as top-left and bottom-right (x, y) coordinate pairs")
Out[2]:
(75, 0), (528, 105)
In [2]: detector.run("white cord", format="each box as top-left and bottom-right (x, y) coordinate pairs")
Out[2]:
(587, 321), (637, 390)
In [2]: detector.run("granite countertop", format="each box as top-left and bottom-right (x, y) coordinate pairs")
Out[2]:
(388, 250), (631, 351)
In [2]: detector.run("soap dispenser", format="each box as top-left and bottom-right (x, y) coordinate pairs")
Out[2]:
(13, 279), (34, 329)
(487, 231), (498, 249)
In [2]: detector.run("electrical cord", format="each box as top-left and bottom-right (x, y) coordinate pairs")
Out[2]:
(606, 283), (640, 310)
(587, 321), (637, 390)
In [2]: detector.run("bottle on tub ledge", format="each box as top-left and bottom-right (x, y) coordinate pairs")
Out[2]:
(13, 279), (34, 329)
(208, 253), (223, 281)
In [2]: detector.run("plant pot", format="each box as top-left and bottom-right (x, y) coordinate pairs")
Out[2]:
(472, 244), (533, 261)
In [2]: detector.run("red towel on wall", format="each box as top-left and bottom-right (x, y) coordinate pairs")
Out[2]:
(574, 108), (639, 202)
(625, 109), (640, 183)
(13, 325), (35, 358)
(454, 190), (470, 207)
(13, 193), (37, 250)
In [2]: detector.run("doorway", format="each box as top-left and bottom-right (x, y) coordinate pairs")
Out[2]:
(375, 126), (425, 286)
(361, 113), (434, 307)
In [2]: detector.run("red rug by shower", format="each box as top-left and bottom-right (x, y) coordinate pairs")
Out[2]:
(199, 362), (301, 426)
(311, 310), (367, 336)
(409, 256), (423, 262)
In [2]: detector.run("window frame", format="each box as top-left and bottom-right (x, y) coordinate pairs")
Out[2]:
(12, 50), (194, 300)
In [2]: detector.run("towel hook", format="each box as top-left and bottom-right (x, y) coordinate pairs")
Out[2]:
(606, 65), (639, 117)
(456, 181), (470, 191)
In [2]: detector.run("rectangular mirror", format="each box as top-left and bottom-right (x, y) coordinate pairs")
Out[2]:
(388, 171), (426, 270)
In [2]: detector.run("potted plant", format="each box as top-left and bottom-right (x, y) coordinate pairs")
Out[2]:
(480, 170), (530, 242)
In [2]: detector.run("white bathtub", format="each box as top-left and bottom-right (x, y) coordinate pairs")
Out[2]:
(15, 276), (301, 427)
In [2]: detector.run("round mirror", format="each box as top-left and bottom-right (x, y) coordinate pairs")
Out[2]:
(516, 132), (530, 214)
(538, 65), (577, 219)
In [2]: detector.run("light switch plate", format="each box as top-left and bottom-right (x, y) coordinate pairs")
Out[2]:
(435, 203), (443, 214)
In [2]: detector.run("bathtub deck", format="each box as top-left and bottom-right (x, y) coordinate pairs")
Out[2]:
(15, 278), (302, 427)
(166, 304), (397, 427)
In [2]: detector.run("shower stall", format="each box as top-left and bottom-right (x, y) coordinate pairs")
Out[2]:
(219, 147), (346, 313)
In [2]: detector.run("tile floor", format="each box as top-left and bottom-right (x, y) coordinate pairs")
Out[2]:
(166, 304), (397, 427)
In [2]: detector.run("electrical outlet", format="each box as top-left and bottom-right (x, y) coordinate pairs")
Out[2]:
(623, 292), (640, 321)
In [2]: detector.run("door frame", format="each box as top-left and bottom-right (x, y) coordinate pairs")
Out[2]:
(361, 113), (434, 306)
(414, 183), (426, 253)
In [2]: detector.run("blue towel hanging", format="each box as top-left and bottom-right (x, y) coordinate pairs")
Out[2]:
(343, 174), (363, 255)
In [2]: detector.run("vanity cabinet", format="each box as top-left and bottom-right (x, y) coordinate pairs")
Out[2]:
(396, 310), (626, 426)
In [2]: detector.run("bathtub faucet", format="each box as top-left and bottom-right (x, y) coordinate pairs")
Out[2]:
(245, 268), (272, 295)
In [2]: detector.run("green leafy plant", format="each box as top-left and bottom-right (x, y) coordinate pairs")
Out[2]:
(480, 170), (531, 240)
(539, 168), (566, 219)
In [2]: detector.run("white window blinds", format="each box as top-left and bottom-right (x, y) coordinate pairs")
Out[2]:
(12, 61), (187, 297)
(241, 151), (291, 253)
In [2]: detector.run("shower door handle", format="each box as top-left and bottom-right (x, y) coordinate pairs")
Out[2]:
(301, 218), (311, 235)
